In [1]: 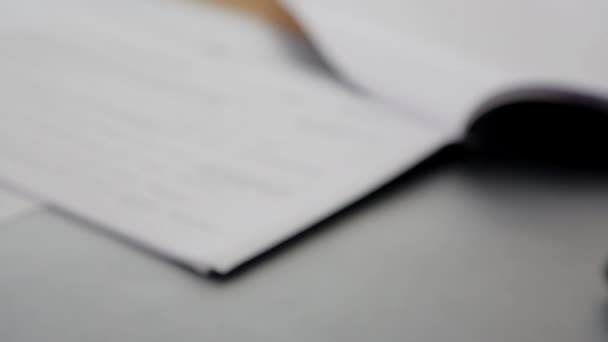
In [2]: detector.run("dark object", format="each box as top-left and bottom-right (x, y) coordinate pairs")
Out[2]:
(465, 89), (608, 168)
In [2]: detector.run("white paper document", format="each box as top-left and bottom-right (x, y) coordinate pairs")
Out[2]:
(0, 0), (444, 273)
(282, 0), (608, 130)
(0, 187), (37, 224)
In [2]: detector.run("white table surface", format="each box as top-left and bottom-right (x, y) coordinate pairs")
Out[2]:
(1, 157), (607, 342)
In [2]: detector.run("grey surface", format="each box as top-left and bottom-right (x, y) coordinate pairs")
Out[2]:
(1, 160), (608, 342)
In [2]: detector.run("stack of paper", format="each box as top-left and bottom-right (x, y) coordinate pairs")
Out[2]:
(0, 0), (443, 273)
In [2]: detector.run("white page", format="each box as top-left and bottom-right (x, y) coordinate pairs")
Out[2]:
(282, 0), (608, 133)
(0, 187), (38, 224)
(0, 0), (445, 273)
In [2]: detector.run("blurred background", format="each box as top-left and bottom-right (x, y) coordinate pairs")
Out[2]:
(1, 1), (608, 341)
